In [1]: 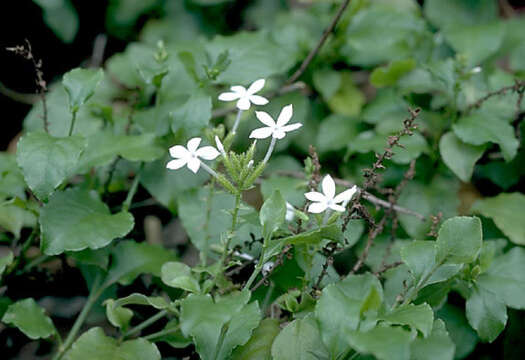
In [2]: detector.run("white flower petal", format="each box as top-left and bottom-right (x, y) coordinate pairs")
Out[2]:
(215, 136), (225, 154)
(281, 122), (302, 133)
(249, 95), (269, 105)
(249, 127), (273, 139)
(169, 145), (189, 159)
(187, 157), (201, 173)
(231, 85), (246, 94)
(187, 137), (202, 153)
(218, 92), (240, 101)
(236, 97), (251, 110)
(308, 202), (328, 214)
(247, 78), (265, 94)
(321, 175), (336, 200)
(196, 146), (220, 160)
(304, 191), (326, 202)
(329, 203), (346, 212)
(276, 104), (293, 127)
(273, 129), (286, 139)
(333, 185), (358, 204)
(166, 159), (187, 170)
(255, 111), (276, 127)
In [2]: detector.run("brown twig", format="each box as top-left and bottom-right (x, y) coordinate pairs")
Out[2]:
(374, 261), (403, 276)
(250, 245), (292, 292)
(426, 212), (443, 238)
(6, 40), (49, 132)
(466, 80), (524, 113)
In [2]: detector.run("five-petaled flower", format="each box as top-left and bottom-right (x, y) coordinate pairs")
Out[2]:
(167, 137), (220, 173)
(249, 104), (302, 140)
(218, 78), (269, 110)
(304, 175), (358, 213)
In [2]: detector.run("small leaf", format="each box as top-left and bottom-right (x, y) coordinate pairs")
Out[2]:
(105, 299), (133, 330)
(113, 293), (170, 310)
(232, 318), (280, 360)
(62, 68), (104, 113)
(436, 216), (482, 264)
(64, 327), (160, 360)
(380, 303), (434, 338)
(161, 262), (200, 293)
(410, 319), (455, 360)
(439, 132), (485, 182)
(471, 193), (525, 245)
(2, 298), (55, 340)
(346, 324), (413, 360)
(16, 132), (86, 200)
(33, 0), (79, 43)
(280, 224), (344, 246)
(370, 59), (416, 87)
(400, 241), (437, 284)
(259, 190), (286, 239)
(40, 188), (134, 255)
(0, 251), (14, 277)
(466, 286), (507, 342)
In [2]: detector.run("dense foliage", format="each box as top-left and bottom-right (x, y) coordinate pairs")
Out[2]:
(1, 0), (525, 359)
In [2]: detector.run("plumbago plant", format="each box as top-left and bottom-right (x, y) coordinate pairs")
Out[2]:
(1, 0), (525, 359)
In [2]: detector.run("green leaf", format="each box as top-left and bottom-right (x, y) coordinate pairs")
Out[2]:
(33, 0), (79, 43)
(381, 303), (434, 338)
(436, 216), (482, 264)
(439, 132), (485, 182)
(0, 251), (14, 277)
(278, 224), (344, 248)
(410, 319), (455, 360)
(271, 314), (329, 360)
(64, 327), (160, 360)
(346, 324), (413, 360)
(104, 299), (133, 330)
(466, 286), (507, 342)
(152, 319), (192, 349)
(171, 90), (212, 136)
(232, 318), (280, 360)
(106, 240), (177, 286)
(315, 274), (383, 357)
(400, 241), (437, 283)
(112, 293), (170, 310)
(437, 304), (478, 359)
(2, 298), (55, 340)
(16, 132), (86, 200)
(76, 132), (164, 173)
(476, 247), (525, 309)
(161, 261), (200, 293)
(0, 152), (26, 199)
(471, 193), (525, 245)
(40, 188), (134, 255)
(326, 72), (365, 116)
(424, 0), (498, 29)
(62, 68), (104, 113)
(370, 59), (416, 87)
(259, 190), (286, 238)
(453, 113), (519, 162)
(0, 202), (37, 238)
(313, 68), (341, 100)
(316, 115), (359, 153)
(180, 291), (261, 360)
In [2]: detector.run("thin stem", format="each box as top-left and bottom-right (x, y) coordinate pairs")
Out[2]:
(122, 309), (168, 340)
(53, 272), (105, 360)
(220, 193), (241, 268)
(322, 209), (332, 225)
(143, 324), (181, 341)
(231, 109), (243, 133)
(199, 161), (220, 179)
(122, 163), (143, 212)
(263, 137), (277, 163)
(243, 235), (270, 290)
(68, 111), (77, 136)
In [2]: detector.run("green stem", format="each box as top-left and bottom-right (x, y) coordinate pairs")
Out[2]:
(202, 178), (216, 266)
(122, 309), (168, 340)
(122, 163), (143, 212)
(219, 193), (241, 269)
(243, 234), (270, 290)
(68, 111), (77, 136)
(53, 273), (105, 360)
(143, 324), (181, 341)
(399, 259), (446, 307)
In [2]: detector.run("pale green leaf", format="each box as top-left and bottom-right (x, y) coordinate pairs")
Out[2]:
(2, 298), (55, 340)
(63, 68), (104, 113)
(410, 319), (455, 360)
(346, 324), (413, 360)
(260, 190), (286, 238)
(161, 261), (200, 293)
(439, 132), (485, 182)
(466, 286), (507, 342)
(232, 318), (280, 360)
(436, 216), (482, 264)
(381, 303), (434, 338)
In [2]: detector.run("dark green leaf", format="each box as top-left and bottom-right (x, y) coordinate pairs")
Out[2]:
(410, 319), (455, 360)
(63, 68), (104, 113)
(259, 190), (286, 238)
(232, 318), (280, 360)
(466, 286), (507, 342)
(439, 132), (485, 182)
(346, 324), (413, 360)
(380, 303), (434, 338)
(436, 217), (482, 264)
(2, 298), (55, 340)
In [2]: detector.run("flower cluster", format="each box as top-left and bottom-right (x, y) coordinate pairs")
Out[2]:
(166, 78), (357, 214)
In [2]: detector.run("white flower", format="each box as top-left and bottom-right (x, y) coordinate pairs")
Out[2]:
(167, 137), (220, 173)
(249, 104), (302, 140)
(304, 175), (358, 214)
(285, 202), (295, 222)
(262, 261), (274, 275)
(218, 78), (269, 110)
(215, 135), (225, 155)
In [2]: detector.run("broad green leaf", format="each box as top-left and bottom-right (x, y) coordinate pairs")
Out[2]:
(313, 68), (341, 100)
(466, 286), (507, 342)
(16, 132), (86, 200)
(453, 113), (519, 162)
(76, 132), (164, 173)
(381, 303), (434, 338)
(410, 319), (455, 360)
(69, 247), (110, 270)
(316, 115), (359, 153)
(346, 324), (413, 360)
(152, 319), (192, 349)
(260, 174), (304, 208)
(424, 0), (498, 29)
(437, 304), (478, 359)
(171, 90), (212, 136)
(64, 327), (160, 360)
(232, 318), (280, 360)
(180, 291), (261, 360)
(400, 241), (437, 284)
(33, 0), (79, 43)
(439, 132), (485, 182)
(271, 314), (329, 360)
(2, 298), (55, 339)
(259, 190), (286, 238)
(104, 299), (133, 329)
(112, 293), (169, 310)
(63, 68), (104, 113)
(106, 240), (177, 286)
(370, 59), (416, 87)
(279, 224), (344, 247)
(0, 251), (14, 277)
(161, 261), (200, 293)
(471, 193), (525, 245)
(0, 153), (26, 199)
(361, 89), (411, 134)
(326, 72), (365, 116)
(476, 247), (525, 309)
(40, 188), (134, 255)
(315, 274), (383, 357)
(436, 216), (482, 264)
(0, 202), (37, 238)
